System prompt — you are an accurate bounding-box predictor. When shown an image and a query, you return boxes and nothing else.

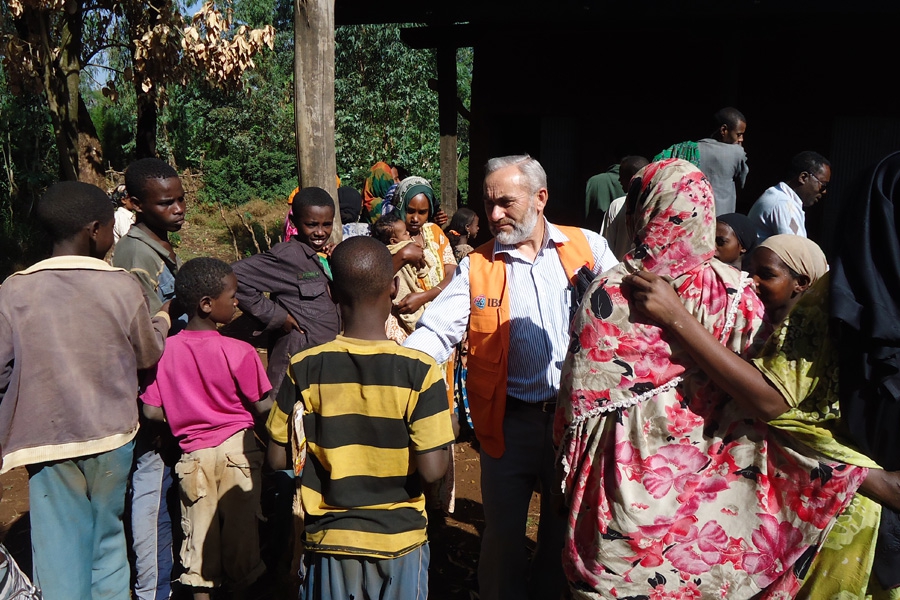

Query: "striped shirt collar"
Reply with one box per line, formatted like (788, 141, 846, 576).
(491, 218, 569, 260)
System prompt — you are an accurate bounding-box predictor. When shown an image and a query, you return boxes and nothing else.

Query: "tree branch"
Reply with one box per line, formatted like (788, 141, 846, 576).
(82, 42, 130, 64)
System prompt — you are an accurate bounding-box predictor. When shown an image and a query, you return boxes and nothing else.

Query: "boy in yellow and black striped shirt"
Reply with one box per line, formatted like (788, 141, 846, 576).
(266, 236, 454, 600)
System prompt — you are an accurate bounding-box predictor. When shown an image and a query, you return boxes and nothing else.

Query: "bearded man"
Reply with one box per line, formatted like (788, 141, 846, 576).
(405, 154, 616, 600)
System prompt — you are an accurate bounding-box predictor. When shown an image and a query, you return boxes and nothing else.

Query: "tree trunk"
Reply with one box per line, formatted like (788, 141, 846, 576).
(294, 0, 340, 241)
(437, 45, 458, 216)
(28, 3, 77, 181)
(26, 0, 104, 183)
(127, 0, 164, 159)
(78, 95, 106, 187)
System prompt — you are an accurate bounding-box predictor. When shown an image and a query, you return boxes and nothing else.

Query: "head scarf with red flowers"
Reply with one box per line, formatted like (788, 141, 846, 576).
(556, 158, 764, 448)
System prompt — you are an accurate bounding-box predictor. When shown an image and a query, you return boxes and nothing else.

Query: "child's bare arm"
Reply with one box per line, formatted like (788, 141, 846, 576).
(142, 403, 166, 422)
(251, 395, 274, 419)
(625, 270, 789, 421)
(267, 440, 290, 471)
(415, 446, 450, 483)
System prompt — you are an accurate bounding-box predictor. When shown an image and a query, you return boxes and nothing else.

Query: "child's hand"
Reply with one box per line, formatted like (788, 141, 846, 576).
(396, 243, 425, 269)
(433, 209, 449, 227)
(321, 242, 336, 258)
(396, 291, 428, 314)
(282, 313, 305, 334)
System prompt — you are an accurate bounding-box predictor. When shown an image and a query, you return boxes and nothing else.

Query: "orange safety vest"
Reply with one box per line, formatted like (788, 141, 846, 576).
(466, 225, 595, 458)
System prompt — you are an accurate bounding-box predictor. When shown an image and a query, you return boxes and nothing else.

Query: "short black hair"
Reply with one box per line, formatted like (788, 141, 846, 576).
(391, 164, 410, 181)
(36, 181, 115, 241)
(124, 158, 179, 203)
(330, 236, 394, 305)
(789, 151, 831, 179)
(175, 257, 233, 318)
(713, 107, 746, 131)
(444, 207, 477, 247)
(372, 214, 403, 245)
(289, 187, 335, 227)
(620, 156, 650, 186)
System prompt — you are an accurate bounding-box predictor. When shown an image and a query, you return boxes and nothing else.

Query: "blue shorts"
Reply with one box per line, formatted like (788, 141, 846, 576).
(301, 543, 429, 600)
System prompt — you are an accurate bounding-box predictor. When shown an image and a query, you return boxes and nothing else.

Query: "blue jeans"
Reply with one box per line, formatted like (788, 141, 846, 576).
(302, 544, 429, 600)
(27, 440, 135, 600)
(130, 438, 174, 600)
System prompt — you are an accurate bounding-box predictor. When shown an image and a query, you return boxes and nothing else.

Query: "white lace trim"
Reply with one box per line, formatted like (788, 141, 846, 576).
(719, 275, 751, 344)
(558, 376, 683, 492)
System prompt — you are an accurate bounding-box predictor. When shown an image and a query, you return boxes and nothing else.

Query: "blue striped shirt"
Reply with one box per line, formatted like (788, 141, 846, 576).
(404, 221, 617, 402)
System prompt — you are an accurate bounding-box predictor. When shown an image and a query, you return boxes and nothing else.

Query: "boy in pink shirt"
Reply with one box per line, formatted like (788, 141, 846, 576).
(142, 257, 272, 600)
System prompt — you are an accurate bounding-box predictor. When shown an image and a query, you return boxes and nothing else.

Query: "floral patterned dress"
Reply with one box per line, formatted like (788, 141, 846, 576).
(555, 159, 866, 599)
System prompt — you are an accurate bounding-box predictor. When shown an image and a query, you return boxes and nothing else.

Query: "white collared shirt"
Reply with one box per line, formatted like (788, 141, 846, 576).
(747, 181, 807, 241)
(404, 220, 616, 402)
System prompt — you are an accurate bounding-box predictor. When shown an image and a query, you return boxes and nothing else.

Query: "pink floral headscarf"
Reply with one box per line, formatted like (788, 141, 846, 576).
(556, 158, 757, 447)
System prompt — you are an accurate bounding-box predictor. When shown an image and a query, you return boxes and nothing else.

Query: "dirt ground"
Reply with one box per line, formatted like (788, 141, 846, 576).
(0, 442, 542, 599)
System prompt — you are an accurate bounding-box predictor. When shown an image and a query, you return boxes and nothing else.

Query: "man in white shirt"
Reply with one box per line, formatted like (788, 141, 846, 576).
(748, 151, 832, 241)
(405, 155, 616, 600)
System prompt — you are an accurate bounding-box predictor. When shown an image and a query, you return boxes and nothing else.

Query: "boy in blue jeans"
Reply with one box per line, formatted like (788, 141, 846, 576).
(114, 157, 187, 600)
(266, 236, 454, 599)
(0, 182, 170, 600)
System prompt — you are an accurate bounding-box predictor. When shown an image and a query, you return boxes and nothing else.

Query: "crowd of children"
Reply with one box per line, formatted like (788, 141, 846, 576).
(0, 158, 464, 600)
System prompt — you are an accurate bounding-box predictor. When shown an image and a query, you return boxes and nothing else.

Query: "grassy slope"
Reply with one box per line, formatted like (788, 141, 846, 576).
(177, 198, 290, 263)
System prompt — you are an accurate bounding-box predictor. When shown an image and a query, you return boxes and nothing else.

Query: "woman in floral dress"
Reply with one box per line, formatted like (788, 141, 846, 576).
(555, 159, 866, 598)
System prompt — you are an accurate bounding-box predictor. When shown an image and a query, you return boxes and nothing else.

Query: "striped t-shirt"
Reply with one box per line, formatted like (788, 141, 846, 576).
(267, 335, 454, 559)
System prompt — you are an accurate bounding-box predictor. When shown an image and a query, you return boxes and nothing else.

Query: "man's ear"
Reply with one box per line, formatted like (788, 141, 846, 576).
(129, 195, 144, 213)
(719, 124, 729, 140)
(390, 275, 399, 301)
(198, 295, 213, 316)
(534, 187, 549, 213)
(87, 220, 102, 240)
(794, 274, 811, 295)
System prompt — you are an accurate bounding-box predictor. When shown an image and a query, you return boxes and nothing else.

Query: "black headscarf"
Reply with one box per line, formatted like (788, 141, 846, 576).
(338, 186, 363, 225)
(830, 151, 900, 465)
(717, 212, 759, 253)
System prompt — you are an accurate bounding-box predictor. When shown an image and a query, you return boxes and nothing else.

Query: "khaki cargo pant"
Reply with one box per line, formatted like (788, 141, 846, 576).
(174, 429, 266, 590)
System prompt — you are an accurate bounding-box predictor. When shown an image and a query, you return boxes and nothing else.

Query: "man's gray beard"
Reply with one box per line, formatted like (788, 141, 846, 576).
(493, 204, 539, 245)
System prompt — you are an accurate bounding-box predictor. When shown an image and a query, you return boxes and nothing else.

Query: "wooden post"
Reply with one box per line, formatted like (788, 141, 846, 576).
(437, 45, 458, 216)
(294, 0, 341, 241)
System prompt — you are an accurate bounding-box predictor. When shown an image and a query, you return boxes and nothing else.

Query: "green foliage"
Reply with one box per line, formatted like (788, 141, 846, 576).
(456, 46, 473, 202)
(87, 87, 137, 171)
(334, 26, 473, 205)
(0, 67, 56, 278)
(166, 0, 297, 206)
(334, 24, 441, 195)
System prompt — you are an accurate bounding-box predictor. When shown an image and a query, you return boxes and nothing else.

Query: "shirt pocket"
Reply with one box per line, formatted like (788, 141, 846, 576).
(157, 267, 176, 302)
(297, 278, 333, 318)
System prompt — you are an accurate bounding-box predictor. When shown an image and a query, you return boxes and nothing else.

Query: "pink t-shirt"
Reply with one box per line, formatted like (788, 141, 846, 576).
(142, 329, 272, 453)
